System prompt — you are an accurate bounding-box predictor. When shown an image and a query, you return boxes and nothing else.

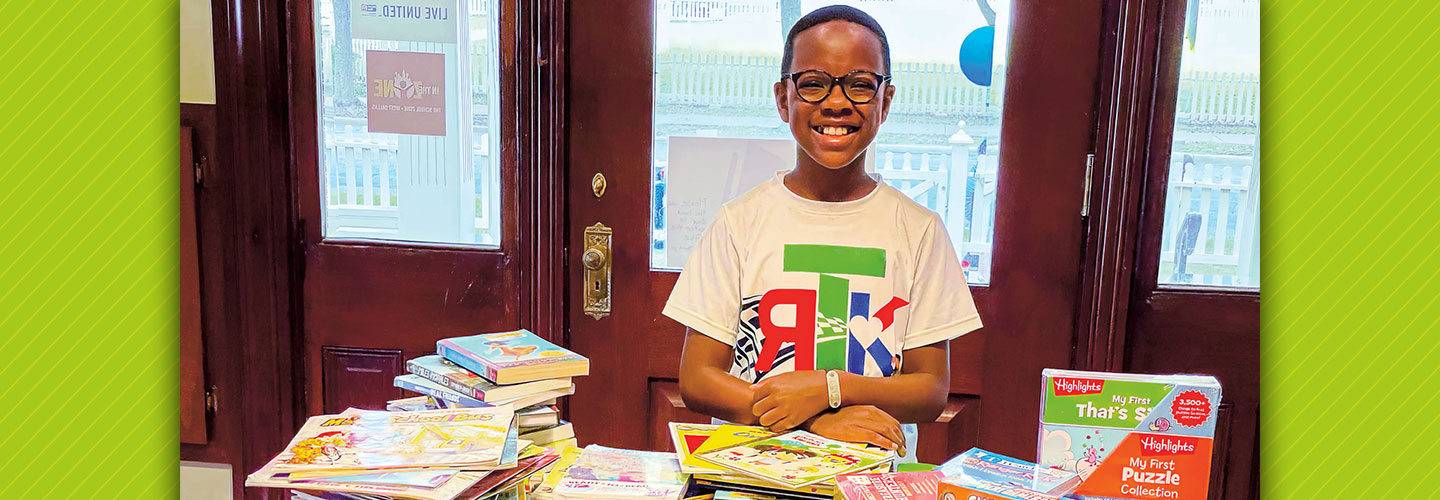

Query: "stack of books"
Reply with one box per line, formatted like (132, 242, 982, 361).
(397, 329, 589, 451)
(246, 329, 589, 500)
(245, 406, 568, 500)
(668, 423, 897, 500)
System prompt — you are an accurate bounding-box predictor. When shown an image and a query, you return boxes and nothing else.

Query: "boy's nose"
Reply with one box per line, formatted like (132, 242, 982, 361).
(820, 91, 855, 115)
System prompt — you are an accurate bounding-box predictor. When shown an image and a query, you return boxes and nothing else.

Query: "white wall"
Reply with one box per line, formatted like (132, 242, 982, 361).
(181, 0, 216, 103)
(180, 461, 232, 500)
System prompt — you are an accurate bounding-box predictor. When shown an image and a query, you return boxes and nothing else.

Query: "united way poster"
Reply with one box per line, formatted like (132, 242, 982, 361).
(366, 50, 445, 136)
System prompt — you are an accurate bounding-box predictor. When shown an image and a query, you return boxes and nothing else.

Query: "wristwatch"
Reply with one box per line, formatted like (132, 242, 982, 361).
(826, 370, 842, 408)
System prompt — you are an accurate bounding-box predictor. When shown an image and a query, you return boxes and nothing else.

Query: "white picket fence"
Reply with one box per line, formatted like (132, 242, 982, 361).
(659, 0, 776, 21)
(1159, 159, 1255, 286)
(322, 117, 494, 238)
(872, 144, 996, 281)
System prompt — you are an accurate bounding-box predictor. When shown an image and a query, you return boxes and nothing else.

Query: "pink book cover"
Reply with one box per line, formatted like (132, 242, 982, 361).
(835, 471, 945, 500)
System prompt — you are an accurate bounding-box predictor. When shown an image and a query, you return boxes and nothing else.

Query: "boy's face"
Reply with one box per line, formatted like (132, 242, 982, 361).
(774, 20, 895, 171)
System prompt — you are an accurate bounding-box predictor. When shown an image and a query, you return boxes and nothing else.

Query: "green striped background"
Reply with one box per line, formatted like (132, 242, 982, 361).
(0, 0, 179, 498)
(0, 0, 1436, 498)
(1261, 0, 1440, 497)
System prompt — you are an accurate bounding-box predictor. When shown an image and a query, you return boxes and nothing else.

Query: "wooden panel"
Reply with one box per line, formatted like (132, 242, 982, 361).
(1207, 402, 1233, 500)
(916, 396, 978, 465)
(180, 126, 208, 445)
(322, 347, 405, 413)
(179, 102, 247, 500)
(647, 380, 711, 452)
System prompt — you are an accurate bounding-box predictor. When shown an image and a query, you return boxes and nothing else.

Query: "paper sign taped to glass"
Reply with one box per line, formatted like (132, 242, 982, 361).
(350, 0, 458, 44)
(366, 50, 446, 136)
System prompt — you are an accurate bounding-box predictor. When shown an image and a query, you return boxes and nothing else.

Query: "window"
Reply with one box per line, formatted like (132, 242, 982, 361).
(650, 0, 1011, 285)
(1156, 0, 1259, 288)
(314, 0, 502, 246)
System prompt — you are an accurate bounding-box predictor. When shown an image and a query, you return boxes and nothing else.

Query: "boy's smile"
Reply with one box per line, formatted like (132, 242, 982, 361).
(775, 20, 894, 174)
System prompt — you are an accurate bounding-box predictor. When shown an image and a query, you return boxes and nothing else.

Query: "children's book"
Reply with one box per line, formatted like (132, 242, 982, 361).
(519, 405, 562, 428)
(937, 448, 1079, 496)
(936, 477, 1064, 500)
(459, 452, 565, 500)
(696, 430, 895, 489)
(398, 374, 577, 411)
(251, 468, 490, 500)
(714, 491, 781, 500)
(291, 468, 463, 488)
(681, 425, 774, 474)
(834, 470, 944, 500)
(410, 354, 575, 401)
(521, 421, 575, 445)
(262, 407, 518, 473)
(385, 395, 440, 412)
(438, 329, 590, 384)
(692, 476, 832, 500)
(552, 445, 688, 500)
(1038, 369, 1222, 500)
(395, 374, 493, 407)
(667, 422, 723, 474)
(531, 444, 587, 500)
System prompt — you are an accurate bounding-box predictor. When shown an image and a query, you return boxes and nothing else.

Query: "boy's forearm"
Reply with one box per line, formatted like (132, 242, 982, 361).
(834, 371, 947, 423)
(680, 365, 760, 425)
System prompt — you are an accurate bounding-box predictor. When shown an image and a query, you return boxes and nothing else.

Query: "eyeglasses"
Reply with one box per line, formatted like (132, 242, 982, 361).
(780, 69, 892, 104)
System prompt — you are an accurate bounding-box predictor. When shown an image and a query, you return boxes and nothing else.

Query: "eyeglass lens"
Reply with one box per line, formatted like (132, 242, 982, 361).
(794, 71, 882, 103)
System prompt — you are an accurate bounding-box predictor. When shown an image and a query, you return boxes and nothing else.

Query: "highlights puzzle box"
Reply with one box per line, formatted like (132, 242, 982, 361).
(1038, 369, 1222, 500)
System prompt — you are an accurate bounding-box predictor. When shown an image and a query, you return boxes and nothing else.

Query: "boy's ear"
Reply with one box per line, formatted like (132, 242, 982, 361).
(774, 81, 791, 123)
(879, 85, 896, 123)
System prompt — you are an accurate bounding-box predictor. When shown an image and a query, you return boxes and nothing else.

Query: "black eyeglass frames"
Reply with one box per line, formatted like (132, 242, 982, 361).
(780, 69, 893, 104)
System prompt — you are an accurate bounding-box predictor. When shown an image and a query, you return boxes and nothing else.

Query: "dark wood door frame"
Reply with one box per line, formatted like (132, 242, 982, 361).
(1079, 0, 1260, 498)
(205, 0, 569, 497)
(1076, 0, 1169, 368)
(207, 0, 302, 498)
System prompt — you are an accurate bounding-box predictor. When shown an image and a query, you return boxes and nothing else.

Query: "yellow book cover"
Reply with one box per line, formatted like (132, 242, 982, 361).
(531, 443, 586, 500)
(264, 407, 518, 473)
(669, 422, 722, 474)
(681, 425, 775, 474)
(697, 430, 895, 488)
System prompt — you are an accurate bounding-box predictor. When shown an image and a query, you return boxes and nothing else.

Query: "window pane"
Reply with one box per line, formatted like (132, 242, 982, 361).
(1157, 0, 1259, 288)
(315, 0, 501, 246)
(652, 0, 1009, 286)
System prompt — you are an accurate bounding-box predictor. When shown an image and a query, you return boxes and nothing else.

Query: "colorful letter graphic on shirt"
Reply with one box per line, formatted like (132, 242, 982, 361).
(747, 244, 910, 379)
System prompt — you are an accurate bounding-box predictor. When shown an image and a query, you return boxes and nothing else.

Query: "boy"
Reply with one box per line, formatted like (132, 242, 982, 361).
(662, 6, 982, 456)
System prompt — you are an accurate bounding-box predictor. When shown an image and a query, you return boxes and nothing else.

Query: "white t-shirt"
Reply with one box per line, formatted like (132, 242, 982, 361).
(663, 169, 982, 382)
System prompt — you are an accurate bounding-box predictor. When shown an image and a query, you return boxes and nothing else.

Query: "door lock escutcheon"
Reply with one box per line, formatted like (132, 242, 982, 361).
(582, 222, 612, 320)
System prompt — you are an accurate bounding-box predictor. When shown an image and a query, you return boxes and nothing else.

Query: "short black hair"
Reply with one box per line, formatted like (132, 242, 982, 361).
(780, 5, 891, 76)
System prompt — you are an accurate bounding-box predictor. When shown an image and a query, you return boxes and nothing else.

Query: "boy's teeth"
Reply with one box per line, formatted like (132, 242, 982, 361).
(818, 126, 852, 136)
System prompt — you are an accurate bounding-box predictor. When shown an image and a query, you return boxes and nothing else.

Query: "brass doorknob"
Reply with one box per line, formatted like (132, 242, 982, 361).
(582, 247, 607, 271)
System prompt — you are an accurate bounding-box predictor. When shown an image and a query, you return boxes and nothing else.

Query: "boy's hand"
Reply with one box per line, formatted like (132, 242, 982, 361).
(750, 370, 830, 431)
(803, 405, 906, 453)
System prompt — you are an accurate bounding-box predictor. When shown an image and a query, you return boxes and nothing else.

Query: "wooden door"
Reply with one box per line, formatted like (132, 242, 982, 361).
(565, 0, 1105, 463)
(286, 0, 566, 417)
(1080, 0, 1260, 498)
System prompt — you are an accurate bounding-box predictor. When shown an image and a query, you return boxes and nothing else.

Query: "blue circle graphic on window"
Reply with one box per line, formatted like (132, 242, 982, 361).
(958, 26, 995, 87)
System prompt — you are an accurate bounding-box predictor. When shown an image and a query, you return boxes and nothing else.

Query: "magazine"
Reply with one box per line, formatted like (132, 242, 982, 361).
(265, 407, 518, 472)
(552, 445, 687, 500)
(696, 430, 895, 488)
